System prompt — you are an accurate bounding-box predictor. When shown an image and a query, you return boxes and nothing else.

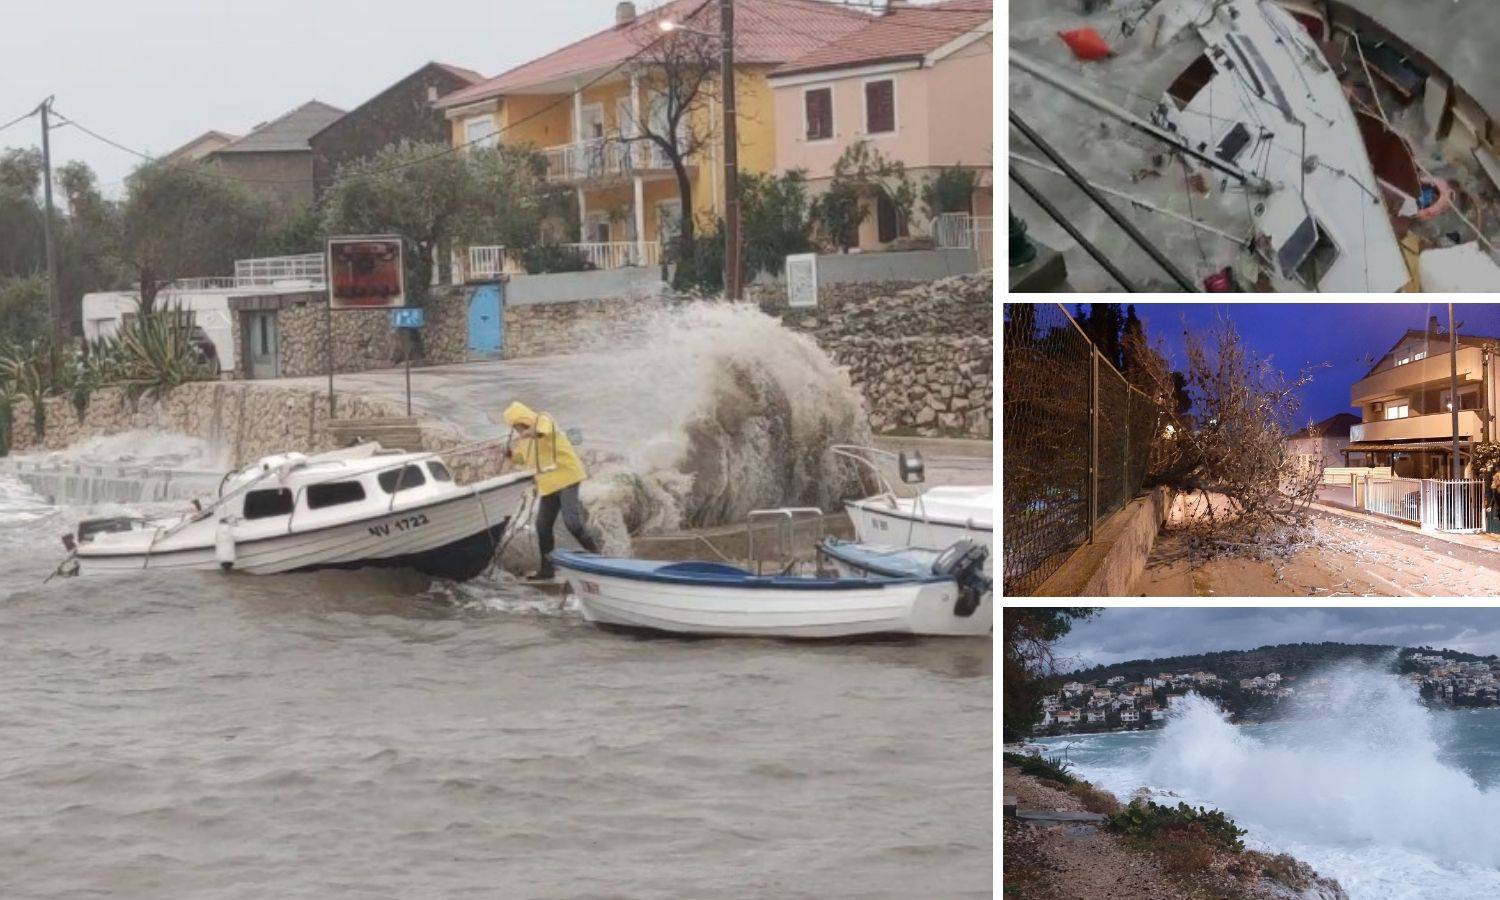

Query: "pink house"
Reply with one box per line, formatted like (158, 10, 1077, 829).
(767, 0, 993, 253)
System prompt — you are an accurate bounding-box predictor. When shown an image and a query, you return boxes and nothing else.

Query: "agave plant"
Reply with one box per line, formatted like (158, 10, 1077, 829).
(113, 305, 211, 398)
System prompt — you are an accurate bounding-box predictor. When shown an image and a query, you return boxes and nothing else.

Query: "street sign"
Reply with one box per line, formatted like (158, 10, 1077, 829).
(390, 308, 425, 329)
(327, 235, 405, 310)
(785, 253, 818, 308)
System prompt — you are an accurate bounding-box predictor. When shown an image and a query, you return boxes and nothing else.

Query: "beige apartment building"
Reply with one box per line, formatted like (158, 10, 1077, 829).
(1345, 317, 1500, 477)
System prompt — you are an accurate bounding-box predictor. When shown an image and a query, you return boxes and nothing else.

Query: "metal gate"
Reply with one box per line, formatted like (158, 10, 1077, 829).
(1421, 479, 1485, 534)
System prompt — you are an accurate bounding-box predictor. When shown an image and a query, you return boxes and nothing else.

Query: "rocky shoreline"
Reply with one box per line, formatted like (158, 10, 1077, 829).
(1004, 765, 1346, 900)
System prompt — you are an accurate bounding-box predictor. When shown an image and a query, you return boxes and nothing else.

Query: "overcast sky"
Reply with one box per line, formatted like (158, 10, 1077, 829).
(0, 0, 660, 194)
(1050, 608, 1500, 671)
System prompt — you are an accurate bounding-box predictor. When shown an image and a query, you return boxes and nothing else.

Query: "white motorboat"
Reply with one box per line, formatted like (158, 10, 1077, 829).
(551, 540, 991, 639)
(834, 446, 993, 570)
(60, 443, 534, 580)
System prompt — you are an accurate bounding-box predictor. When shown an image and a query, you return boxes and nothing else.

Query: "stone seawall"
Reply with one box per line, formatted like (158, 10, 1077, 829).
(780, 272, 993, 438)
(8, 383, 408, 468)
(503, 295, 689, 359)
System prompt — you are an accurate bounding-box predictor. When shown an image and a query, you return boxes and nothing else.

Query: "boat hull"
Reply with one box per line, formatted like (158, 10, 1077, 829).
(74, 475, 530, 581)
(556, 562, 991, 639)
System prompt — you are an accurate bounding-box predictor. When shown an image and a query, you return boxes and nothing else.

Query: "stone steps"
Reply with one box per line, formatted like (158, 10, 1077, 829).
(326, 416, 426, 452)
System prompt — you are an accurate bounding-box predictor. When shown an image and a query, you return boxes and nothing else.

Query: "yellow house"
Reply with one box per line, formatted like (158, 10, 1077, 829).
(435, 0, 872, 271)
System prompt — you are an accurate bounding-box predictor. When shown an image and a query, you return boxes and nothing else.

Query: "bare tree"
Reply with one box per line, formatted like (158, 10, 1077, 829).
(619, 13, 721, 259)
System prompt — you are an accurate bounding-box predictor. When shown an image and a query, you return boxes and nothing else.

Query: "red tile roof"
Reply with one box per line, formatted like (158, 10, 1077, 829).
(437, 0, 873, 108)
(772, 0, 992, 78)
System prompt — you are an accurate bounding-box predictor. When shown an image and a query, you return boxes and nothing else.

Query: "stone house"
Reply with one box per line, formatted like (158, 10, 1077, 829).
(207, 100, 346, 212)
(309, 62, 484, 197)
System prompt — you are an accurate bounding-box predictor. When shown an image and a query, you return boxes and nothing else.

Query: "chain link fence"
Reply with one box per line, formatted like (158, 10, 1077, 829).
(1002, 303, 1161, 596)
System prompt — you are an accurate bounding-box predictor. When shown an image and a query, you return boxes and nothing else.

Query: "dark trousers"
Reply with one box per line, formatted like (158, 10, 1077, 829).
(537, 483, 599, 572)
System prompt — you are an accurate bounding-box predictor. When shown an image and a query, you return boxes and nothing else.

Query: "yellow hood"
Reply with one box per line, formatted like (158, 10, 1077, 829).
(503, 401, 553, 435)
(503, 401, 583, 495)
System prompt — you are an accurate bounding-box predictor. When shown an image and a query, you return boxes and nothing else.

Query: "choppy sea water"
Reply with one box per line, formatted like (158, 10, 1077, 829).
(0, 478, 992, 898)
(1035, 667, 1500, 900)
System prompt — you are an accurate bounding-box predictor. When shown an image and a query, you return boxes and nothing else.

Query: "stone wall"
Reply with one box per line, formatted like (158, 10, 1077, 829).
(232, 286, 470, 379)
(779, 271, 993, 438)
(503, 295, 688, 359)
(8, 382, 407, 468)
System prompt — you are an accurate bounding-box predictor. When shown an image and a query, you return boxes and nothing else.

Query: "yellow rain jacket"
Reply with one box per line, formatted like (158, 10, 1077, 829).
(502, 402, 586, 497)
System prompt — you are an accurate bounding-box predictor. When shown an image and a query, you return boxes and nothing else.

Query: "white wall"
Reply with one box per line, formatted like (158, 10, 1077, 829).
(83, 290, 240, 373)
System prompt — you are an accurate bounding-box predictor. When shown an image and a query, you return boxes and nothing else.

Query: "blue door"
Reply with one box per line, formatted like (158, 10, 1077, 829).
(467, 283, 502, 358)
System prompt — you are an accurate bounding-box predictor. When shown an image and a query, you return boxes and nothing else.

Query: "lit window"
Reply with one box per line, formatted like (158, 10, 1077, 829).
(1385, 404, 1409, 420)
(1395, 356, 1410, 366)
(1412, 351, 1427, 361)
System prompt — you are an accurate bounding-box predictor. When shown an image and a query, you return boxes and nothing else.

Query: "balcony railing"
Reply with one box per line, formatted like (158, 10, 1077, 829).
(564, 241, 660, 270)
(468, 246, 510, 280)
(1348, 410, 1483, 443)
(1351, 346, 1483, 403)
(541, 138, 678, 184)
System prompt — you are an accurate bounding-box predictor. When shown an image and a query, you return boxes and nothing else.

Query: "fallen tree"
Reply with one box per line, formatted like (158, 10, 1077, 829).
(1125, 316, 1326, 562)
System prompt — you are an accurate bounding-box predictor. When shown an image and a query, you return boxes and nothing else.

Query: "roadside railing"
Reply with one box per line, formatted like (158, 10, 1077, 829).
(234, 253, 325, 286)
(563, 241, 660, 270)
(1003, 303, 1159, 596)
(935, 212, 994, 267)
(1356, 475, 1485, 533)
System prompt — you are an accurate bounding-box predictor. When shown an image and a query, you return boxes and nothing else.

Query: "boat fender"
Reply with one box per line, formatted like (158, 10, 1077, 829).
(215, 519, 236, 571)
(931, 539, 989, 617)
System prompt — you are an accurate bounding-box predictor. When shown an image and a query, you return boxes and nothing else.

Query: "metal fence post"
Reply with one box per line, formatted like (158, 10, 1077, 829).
(1092, 351, 1099, 538)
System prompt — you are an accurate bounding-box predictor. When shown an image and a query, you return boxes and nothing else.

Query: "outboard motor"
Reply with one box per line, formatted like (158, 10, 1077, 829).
(931, 539, 990, 617)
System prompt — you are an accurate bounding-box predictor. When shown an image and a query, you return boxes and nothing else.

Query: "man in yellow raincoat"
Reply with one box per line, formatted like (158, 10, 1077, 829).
(503, 401, 600, 579)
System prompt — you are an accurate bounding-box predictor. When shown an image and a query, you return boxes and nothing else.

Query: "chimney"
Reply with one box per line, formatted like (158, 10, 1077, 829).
(616, 1, 636, 25)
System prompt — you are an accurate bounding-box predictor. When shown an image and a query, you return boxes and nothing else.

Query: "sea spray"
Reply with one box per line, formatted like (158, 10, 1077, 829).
(1150, 663, 1500, 867)
(500, 301, 872, 567)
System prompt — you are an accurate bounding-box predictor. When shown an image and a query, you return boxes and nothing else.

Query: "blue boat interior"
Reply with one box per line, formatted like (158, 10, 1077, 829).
(549, 549, 945, 589)
(818, 539, 939, 579)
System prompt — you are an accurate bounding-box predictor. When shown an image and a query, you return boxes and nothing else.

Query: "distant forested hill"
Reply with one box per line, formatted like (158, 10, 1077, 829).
(1066, 642, 1411, 682)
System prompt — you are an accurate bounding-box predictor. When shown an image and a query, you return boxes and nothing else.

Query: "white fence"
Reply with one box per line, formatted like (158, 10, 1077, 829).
(468, 245, 510, 280)
(1420, 479, 1486, 534)
(1360, 476, 1422, 523)
(933, 212, 993, 267)
(541, 139, 675, 183)
(565, 241, 660, 270)
(1359, 475, 1485, 533)
(234, 253, 325, 286)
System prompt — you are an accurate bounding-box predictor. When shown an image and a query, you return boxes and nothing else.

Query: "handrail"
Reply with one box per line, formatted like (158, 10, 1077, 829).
(745, 507, 824, 576)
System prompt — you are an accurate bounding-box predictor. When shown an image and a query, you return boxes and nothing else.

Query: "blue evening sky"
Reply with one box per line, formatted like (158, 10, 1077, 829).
(1088, 302, 1500, 424)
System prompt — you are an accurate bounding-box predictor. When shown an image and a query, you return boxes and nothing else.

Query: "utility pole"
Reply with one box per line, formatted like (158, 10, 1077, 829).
(1450, 302, 1461, 480)
(719, 0, 742, 301)
(38, 96, 62, 338)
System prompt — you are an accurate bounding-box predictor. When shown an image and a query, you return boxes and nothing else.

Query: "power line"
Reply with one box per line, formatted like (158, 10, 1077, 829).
(0, 106, 39, 138)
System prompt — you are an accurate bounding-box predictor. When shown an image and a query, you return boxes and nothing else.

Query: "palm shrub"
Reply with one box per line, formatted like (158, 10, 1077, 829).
(113, 309, 208, 397)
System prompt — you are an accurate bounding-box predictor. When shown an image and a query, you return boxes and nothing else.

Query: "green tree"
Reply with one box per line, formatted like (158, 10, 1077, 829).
(738, 169, 815, 278)
(0, 275, 49, 346)
(322, 141, 476, 305)
(118, 161, 269, 313)
(815, 140, 915, 252)
(920, 165, 981, 220)
(1003, 607, 1097, 741)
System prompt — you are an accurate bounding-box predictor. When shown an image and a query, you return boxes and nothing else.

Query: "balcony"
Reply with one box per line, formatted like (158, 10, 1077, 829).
(460, 241, 660, 278)
(565, 241, 660, 270)
(540, 138, 678, 185)
(1350, 347, 1484, 403)
(1348, 410, 1483, 442)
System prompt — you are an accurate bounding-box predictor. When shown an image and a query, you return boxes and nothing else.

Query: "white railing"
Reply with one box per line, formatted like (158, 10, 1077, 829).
(1361, 475, 1423, 522)
(163, 276, 239, 290)
(561, 241, 660, 270)
(1421, 479, 1485, 534)
(541, 138, 678, 183)
(468, 245, 509, 279)
(234, 253, 326, 287)
(934, 212, 994, 267)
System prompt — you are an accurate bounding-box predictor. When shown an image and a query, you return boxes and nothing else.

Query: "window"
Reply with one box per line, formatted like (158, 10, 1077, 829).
(244, 488, 294, 520)
(864, 79, 895, 134)
(377, 464, 427, 493)
(1385, 404, 1409, 420)
(1167, 54, 1216, 111)
(463, 114, 496, 150)
(804, 87, 833, 141)
(428, 461, 454, 482)
(306, 481, 367, 509)
(1412, 351, 1427, 361)
(1395, 356, 1411, 366)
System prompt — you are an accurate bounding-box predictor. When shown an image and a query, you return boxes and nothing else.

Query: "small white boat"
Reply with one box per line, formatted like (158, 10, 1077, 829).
(834, 446, 993, 570)
(551, 540, 991, 639)
(61, 443, 533, 580)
